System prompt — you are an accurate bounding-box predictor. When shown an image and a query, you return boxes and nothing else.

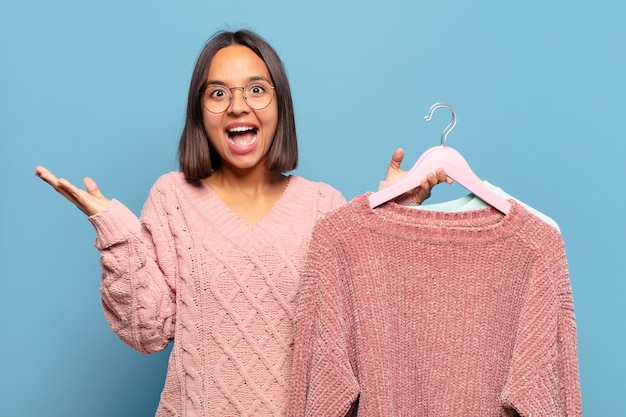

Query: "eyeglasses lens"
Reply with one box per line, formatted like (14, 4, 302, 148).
(203, 81, 274, 113)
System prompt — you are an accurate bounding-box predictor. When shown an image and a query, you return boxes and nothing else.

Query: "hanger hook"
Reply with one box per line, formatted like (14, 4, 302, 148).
(424, 102, 457, 146)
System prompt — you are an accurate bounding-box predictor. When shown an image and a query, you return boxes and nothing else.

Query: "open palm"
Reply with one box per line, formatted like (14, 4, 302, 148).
(35, 166, 111, 216)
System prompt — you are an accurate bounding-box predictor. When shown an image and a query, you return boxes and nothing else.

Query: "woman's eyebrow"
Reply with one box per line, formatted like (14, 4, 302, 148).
(205, 75, 271, 85)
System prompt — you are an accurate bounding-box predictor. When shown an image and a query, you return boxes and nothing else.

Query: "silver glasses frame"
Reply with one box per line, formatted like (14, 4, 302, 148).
(201, 80, 275, 114)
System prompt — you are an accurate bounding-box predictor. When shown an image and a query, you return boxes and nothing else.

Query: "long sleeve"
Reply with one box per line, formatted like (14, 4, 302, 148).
(89, 187, 177, 354)
(501, 232, 582, 416)
(289, 222, 359, 417)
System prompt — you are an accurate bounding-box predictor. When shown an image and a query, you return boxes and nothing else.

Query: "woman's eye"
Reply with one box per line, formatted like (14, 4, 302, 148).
(249, 85, 264, 95)
(208, 86, 227, 99)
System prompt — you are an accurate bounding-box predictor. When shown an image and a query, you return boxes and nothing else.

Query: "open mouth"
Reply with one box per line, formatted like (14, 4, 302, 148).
(227, 126, 258, 147)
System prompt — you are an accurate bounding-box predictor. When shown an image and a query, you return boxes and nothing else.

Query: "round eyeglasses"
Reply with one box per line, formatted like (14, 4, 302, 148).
(201, 80, 275, 114)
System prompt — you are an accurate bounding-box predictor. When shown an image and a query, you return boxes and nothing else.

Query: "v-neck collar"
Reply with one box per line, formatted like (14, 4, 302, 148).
(174, 173, 303, 248)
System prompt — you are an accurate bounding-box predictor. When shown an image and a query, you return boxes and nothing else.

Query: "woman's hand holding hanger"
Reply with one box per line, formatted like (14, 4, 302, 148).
(384, 147, 453, 205)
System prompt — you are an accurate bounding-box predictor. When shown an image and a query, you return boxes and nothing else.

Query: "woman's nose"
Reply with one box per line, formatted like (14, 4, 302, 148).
(227, 87, 249, 114)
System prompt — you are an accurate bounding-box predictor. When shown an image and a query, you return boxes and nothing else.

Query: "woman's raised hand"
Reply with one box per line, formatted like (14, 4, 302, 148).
(384, 148, 453, 205)
(35, 166, 111, 216)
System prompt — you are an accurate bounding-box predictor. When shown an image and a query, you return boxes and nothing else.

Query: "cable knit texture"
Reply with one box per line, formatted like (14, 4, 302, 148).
(289, 195, 582, 417)
(88, 172, 346, 417)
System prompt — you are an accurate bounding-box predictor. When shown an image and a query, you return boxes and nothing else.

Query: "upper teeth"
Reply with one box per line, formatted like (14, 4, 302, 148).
(228, 126, 254, 133)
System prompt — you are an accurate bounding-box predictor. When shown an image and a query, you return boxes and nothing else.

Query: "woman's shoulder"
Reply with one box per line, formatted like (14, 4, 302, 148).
(149, 171, 196, 190)
(145, 171, 206, 201)
(153, 171, 186, 184)
(287, 175, 346, 211)
(288, 175, 341, 195)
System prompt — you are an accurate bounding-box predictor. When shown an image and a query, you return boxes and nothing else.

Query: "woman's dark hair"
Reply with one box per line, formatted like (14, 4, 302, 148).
(178, 29, 298, 183)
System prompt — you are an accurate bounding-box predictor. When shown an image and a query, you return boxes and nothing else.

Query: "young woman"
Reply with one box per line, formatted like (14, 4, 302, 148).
(35, 29, 449, 416)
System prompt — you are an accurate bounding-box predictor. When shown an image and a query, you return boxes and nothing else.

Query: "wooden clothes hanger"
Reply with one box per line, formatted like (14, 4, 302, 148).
(368, 103, 511, 214)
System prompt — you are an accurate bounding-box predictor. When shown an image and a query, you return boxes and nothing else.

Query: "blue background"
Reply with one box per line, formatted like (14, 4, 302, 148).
(2, 1, 624, 415)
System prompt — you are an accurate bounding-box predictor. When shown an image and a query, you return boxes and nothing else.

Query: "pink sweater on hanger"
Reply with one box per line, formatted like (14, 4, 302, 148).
(289, 195, 582, 417)
(88, 172, 346, 417)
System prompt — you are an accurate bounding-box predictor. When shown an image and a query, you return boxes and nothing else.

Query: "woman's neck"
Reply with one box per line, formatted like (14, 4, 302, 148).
(204, 166, 286, 193)
(202, 167, 290, 225)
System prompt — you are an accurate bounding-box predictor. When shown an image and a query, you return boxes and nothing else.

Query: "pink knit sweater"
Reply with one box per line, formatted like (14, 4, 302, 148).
(289, 195, 582, 417)
(88, 172, 346, 416)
